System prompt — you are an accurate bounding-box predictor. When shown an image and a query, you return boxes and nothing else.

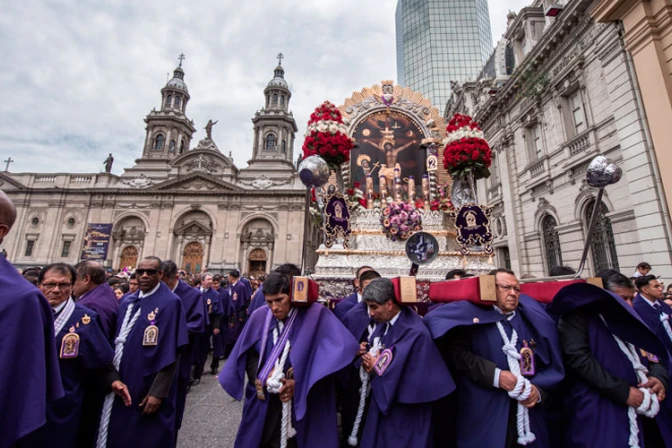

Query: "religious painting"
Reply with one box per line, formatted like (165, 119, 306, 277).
(351, 110, 427, 197)
(323, 192, 351, 248)
(81, 223, 113, 262)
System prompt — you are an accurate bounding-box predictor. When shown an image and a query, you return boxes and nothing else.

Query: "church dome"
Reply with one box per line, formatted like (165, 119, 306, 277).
(166, 66, 188, 93)
(267, 65, 288, 89)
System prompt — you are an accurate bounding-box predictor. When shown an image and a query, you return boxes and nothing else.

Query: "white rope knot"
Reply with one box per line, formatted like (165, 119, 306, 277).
(496, 322, 536, 446)
(114, 337, 126, 345)
(266, 327, 296, 448)
(348, 339, 382, 446)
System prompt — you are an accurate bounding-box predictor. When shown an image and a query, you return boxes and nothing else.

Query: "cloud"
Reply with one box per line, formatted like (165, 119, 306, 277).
(1, 0, 530, 175)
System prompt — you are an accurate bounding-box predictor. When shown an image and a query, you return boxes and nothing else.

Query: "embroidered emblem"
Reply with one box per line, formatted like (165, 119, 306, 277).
(255, 379, 266, 400)
(520, 341, 535, 376)
(81, 314, 91, 325)
(143, 325, 159, 346)
(373, 347, 394, 376)
(60, 328, 80, 359)
(233, 292, 238, 302)
(147, 310, 156, 321)
(472, 317, 480, 323)
(641, 349, 660, 363)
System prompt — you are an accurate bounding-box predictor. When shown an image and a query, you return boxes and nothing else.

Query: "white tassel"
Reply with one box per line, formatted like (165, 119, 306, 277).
(266, 327, 296, 448)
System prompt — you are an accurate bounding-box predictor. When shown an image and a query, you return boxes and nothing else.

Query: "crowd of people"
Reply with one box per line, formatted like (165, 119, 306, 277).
(2, 184, 672, 448)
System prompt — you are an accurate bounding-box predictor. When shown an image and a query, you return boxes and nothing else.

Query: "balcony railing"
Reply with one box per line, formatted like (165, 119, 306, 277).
(530, 160, 545, 177)
(34, 176, 56, 183)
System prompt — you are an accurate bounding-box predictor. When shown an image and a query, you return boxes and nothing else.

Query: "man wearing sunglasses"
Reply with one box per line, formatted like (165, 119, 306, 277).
(97, 256, 188, 448)
(425, 268, 564, 448)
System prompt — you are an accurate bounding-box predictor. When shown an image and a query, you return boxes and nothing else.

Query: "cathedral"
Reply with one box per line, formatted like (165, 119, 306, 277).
(0, 58, 311, 276)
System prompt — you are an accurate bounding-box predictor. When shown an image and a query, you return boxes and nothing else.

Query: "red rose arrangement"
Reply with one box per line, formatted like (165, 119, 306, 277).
(302, 101, 354, 170)
(443, 113, 492, 180)
(347, 182, 367, 210)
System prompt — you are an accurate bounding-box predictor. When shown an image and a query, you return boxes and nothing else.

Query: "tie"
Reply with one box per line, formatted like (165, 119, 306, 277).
(654, 302, 662, 313)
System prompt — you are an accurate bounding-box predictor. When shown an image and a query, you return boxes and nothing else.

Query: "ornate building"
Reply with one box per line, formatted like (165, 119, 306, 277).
(0, 57, 309, 276)
(446, 0, 672, 280)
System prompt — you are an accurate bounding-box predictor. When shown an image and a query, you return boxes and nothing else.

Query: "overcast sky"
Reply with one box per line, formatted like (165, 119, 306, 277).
(1, 0, 529, 176)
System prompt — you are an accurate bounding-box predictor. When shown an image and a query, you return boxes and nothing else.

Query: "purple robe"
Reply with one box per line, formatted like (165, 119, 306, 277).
(106, 282, 188, 448)
(548, 283, 672, 447)
(0, 255, 63, 448)
(241, 276, 253, 296)
(633, 294, 672, 357)
(248, 288, 266, 314)
(360, 308, 455, 448)
(22, 305, 114, 448)
(172, 280, 206, 430)
(424, 295, 564, 448)
(219, 303, 359, 448)
(76, 283, 119, 340)
(226, 281, 251, 345)
(333, 292, 358, 321)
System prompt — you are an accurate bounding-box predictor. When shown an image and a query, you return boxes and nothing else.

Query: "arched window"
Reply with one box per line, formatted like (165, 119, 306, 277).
(280, 95, 285, 106)
(174, 96, 181, 108)
(265, 134, 276, 150)
(166, 95, 172, 107)
(179, 139, 185, 154)
(586, 200, 619, 273)
(169, 140, 176, 152)
(542, 215, 562, 273)
(281, 140, 286, 153)
(154, 134, 165, 150)
(273, 94, 278, 105)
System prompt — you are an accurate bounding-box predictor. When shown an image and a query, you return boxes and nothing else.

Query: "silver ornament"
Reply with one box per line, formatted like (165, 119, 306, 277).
(605, 163, 622, 185)
(298, 155, 330, 188)
(586, 156, 615, 188)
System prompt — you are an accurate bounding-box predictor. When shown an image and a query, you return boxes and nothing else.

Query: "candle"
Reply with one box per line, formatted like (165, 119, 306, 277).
(407, 176, 415, 204)
(394, 166, 402, 202)
(422, 175, 430, 210)
(379, 174, 388, 207)
(366, 174, 374, 209)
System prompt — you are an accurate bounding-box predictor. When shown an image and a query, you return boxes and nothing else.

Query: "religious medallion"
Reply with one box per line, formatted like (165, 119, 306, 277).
(81, 314, 91, 325)
(520, 341, 535, 376)
(143, 310, 159, 347)
(255, 379, 266, 401)
(449, 204, 494, 256)
(60, 327, 80, 359)
(373, 347, 394, 376)
(207, 298, 212, 314)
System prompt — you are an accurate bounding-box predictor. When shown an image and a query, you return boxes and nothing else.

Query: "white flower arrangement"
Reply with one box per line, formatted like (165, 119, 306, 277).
(442, 127, 485, 146)
(304, 120, 348, 137)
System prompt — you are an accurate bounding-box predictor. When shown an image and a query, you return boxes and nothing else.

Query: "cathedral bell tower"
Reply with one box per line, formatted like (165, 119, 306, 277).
(248, 54, 298, 167)
(141, 54, 197, 160)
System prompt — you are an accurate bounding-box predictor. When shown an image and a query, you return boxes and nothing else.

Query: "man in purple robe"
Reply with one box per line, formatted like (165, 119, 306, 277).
(249, 264, 300, 316)
(225, 269, 252, 352)
(549, 282, 672, 447)
(194, 273, 225, 377)
(74, 261, 119, 340)
(424, 269, 565, 448)
(0, 191, 64, 448)
(634, 275, 672, 356)
(355, 278, 454, 448)
(219, 272, 359, 448)
(333, 265, 373, 321)
(161, 259, 206, 433)
(339, 269, 381, 447)
(20, 263, 131, 448)
(96, 256, 188, 448)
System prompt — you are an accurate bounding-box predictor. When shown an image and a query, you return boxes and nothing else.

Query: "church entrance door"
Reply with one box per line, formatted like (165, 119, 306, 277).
(119, 246, 138, 270)
(182, 242, 204, 274)
(248, 248, 267, 277)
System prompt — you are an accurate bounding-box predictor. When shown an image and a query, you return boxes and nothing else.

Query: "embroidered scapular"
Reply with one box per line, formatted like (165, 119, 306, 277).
(60, 326, 80, 358)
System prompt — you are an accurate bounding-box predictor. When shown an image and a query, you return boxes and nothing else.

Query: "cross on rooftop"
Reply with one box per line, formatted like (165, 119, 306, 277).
(178, 53, 186, 67)
(277, 53, 284, 66)
(3, 157, 13, 172)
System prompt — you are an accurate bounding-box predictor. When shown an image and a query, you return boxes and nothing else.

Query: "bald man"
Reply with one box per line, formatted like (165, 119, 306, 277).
(0, 190, 64, 448)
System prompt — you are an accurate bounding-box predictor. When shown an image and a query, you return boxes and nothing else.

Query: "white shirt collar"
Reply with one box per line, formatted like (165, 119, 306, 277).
(53, 297, 71, 314)
(357, 292, 363, 303)
(388, 309, 401, 327)
(493, 305, 516, 320)
(139, 282, 161, 299)
(639, 293, 660, 309)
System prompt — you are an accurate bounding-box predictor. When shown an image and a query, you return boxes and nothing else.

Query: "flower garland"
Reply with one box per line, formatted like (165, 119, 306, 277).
(347, 182, 367, 211)
(381, 202, 422, 242)
(443, 113, 492, 180)
(302, 101, 354, 169)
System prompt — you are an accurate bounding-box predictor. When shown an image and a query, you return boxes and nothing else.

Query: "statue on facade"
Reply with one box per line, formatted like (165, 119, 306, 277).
(104, 153, 114, 173)
(205, 119, 218, 140)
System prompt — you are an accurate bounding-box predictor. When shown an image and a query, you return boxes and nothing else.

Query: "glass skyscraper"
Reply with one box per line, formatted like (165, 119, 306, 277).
(396, 0, 493, 114)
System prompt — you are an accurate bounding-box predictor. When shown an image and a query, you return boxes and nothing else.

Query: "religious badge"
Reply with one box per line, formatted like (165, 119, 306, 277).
(233, 292, 238, 302)
(143, 310, 159, 347)
(640, 349, 659, 363)
(323, 189, 352, 248)
(292, 276, 309, 304)
(373, 347, 394, 376)
(60, 327, 80, 359)
(520, 341, 535, 377)
(448, 204, 494, 256)
(81, 314, 91, 325)
(207, 298, 213, 314)
(255, 379, 266, 401)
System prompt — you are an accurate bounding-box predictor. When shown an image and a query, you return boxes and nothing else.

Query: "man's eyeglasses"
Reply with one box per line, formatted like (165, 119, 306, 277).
(136, 269, 160, 276)
(496, 283, 521, 294)
(42, 283, 72, 290)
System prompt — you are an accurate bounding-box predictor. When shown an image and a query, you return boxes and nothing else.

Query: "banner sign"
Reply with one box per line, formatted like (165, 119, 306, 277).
(80, 223, 113, 261)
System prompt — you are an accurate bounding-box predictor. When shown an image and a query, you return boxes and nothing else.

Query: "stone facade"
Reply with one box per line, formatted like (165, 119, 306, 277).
(446, 0, 672, 280)
(0, 60, 309, 276)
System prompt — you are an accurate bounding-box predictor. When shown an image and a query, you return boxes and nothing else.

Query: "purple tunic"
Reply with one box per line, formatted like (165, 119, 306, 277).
(633, 294, 672, 357)
(360, 308, 455, 448)
(22, 305, 114, 448)
(172, 280, 206, 430)
(548, 283, 672, 447)
(106, 282, 188, 448)
(333, 293, 358, 321)
(424, 295, 564, 448)
(76, 283, 119, 340)
(226, 281, 251, 345)
(219, 303, 359, 448)
(0, 255, 63, 448)
(248, 288, 266, 314)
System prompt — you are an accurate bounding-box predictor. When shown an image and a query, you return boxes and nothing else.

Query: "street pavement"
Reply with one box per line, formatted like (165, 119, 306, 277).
(177, 356, 243, 448)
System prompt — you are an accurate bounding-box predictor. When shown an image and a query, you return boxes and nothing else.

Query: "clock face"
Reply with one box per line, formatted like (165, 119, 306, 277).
(351, 110, 427, 196)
